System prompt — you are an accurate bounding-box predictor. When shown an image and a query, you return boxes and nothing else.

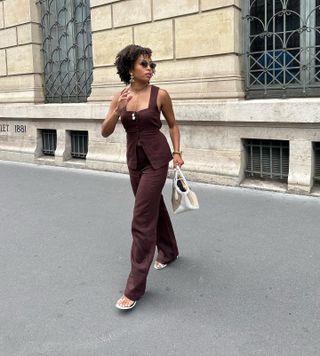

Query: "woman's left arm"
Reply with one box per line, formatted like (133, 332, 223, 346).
(159, 89, 184, 167)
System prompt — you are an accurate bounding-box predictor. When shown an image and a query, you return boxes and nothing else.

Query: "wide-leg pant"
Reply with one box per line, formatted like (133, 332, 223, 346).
(124, 147, 179, 301)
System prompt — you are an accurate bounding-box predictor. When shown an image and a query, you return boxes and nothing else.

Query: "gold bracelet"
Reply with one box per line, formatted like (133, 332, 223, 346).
(172, 151, 182, 156)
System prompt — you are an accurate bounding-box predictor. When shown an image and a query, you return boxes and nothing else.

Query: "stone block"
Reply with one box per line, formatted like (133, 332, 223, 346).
(113, 0, 151, 27)
(158, 76, 244, 99)
(234, 7, 241, 54)
(88, 83, 124, 102)
(4, 0, 37, 27)
(154, 54, 241, 82)
(187, 148, 241, 177)
(7, 44, 42, 75)
(0, 74, 40, 92)
(0, 74, 44, 103)
(30, 0, 41, 24)
(201, 0, 241, 11)
(91, 0, 121, 7)
(288, 140, 313, 192)
(0, 28, 17, 49)
(175, 8, 236, 58)
(134, 20, 173, 60)
(92, 28, 132, 66)
(180, 125, 232, 150)
(32, 44, 43, 74)
(0, 2, 4, 29)
(92, 66, 120, 84)
(0, 49, 6, 76)
(91, 5, 112, 32)
(17, 23, 42, 45)
(154, 0, 198, 20)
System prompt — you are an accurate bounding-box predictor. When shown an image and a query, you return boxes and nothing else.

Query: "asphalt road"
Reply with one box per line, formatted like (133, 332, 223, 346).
(1, 161, 320, 356)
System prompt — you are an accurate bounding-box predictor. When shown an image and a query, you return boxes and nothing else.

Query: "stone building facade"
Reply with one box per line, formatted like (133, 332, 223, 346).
(0, 0, 320, 195)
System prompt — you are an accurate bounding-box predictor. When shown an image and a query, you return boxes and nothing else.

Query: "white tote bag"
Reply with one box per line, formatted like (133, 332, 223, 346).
(171, 166, 199, 214)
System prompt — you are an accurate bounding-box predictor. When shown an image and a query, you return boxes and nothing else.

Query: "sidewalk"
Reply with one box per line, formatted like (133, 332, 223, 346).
(1, 161, 320, 356)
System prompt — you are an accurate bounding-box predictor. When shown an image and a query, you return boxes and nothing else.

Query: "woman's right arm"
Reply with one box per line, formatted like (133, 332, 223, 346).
(101, 88, 131, 137)
(101, 93, 121, 138)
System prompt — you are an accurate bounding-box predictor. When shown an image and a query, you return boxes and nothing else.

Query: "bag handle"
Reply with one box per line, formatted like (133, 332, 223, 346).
(174, 166, 190, 192)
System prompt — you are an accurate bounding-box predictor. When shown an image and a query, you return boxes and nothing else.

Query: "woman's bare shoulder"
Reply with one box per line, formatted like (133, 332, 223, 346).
(158, 88, 171, 101)
(158, 87, 169, 95)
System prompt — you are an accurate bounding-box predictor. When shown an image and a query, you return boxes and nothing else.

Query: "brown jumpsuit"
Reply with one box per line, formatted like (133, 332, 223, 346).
(120, 85, 179, 301)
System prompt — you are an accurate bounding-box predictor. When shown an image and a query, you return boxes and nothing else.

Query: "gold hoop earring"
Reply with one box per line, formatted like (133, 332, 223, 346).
(130, 72, 135, 84)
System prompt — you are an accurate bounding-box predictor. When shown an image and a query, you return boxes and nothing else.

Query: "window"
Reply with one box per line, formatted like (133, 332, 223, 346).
(244, 0, 320, 98)
(244, 139, 289, 181)
(42, 129, 57, 156)
(70, 130, 88, 159)
(314, 142, 320, 184)
(38, 0, 93, 103)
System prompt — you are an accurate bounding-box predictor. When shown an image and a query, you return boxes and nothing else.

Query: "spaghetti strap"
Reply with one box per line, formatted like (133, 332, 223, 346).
(149, 85, 160, 111)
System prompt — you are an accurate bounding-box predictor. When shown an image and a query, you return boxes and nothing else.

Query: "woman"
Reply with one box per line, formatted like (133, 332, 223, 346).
(101, 44, 184, 310)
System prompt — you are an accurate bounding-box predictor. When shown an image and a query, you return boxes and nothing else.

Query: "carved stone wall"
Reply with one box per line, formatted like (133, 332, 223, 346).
(89, 0, 244, 101)
(0, 0, 43, 103)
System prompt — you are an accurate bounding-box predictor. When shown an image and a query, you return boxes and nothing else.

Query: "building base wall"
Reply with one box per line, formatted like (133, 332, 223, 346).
(1, 98, 320, 195)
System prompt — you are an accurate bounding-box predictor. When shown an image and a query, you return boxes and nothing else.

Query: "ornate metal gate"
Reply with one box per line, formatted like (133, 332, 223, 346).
(244, 0, 320, 98)
(37, 0, 93, 103)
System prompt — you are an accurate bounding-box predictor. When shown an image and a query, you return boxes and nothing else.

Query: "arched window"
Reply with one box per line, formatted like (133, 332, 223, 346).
(38, 0, 93, 103)
(244, 0, 320, 98)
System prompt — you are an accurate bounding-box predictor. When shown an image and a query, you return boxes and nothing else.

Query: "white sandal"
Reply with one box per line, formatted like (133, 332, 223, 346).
(153, 261, 167, 270)
(115, 296, 136, 310)
(154, 255, 179, 270)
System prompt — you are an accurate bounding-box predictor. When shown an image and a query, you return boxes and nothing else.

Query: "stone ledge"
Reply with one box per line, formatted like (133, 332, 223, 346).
(311, 186, 320, 196)
(240, 179, 287, 193)
(2, 98, 320, 124)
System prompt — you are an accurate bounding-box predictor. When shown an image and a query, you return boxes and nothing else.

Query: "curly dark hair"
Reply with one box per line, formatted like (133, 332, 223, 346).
(115, 44, 153, 84)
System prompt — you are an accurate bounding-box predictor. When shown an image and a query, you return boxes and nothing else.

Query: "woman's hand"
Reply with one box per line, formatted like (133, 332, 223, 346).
(173, 153, 184, 168)
(116, 87, 133, 114)
(101, 87, 133, 137)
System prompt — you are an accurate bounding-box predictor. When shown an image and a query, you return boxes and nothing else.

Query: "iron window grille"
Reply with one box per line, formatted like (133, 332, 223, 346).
(42, 129, 57, 156)
(70, 130, 88, 159)
(243, 0, 320, 98)
(244, 139, 289, 181)
(37, 0, 93, 103)
(314, 142, 320, 184)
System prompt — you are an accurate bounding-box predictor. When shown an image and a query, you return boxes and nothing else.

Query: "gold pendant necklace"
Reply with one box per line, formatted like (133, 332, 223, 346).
(130, 84, 149, 120)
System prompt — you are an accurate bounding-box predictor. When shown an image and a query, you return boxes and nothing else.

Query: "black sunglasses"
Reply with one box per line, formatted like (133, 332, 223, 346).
(140, 60, 157, 70)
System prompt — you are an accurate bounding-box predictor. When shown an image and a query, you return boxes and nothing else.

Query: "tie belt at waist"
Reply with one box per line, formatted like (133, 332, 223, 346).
(126, 130, 160, 136)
